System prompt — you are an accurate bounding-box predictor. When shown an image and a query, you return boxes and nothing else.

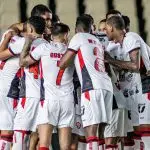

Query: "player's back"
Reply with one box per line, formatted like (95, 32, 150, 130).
(40, 42, 74, 97)
(0, 35, 25, 94)
(20, 38, 47, 98)
(71, 33, 112, 93)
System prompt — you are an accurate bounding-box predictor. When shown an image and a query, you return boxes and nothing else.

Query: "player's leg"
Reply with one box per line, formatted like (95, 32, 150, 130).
(122, 110, 135, 150)
(139, 93, 150, 150)
(58, 127, 72, 150)
(0, 97, 16, 150)
(81, 90, 113, 150)
(38, 124, 53, 150)
(105, 108, 128, 150)
(78, 136, 87, 150)
(12, 97, 39, 150)
(0, 130, 13, 150)
(71, 114, 85, 150)
(29, 131, 39, 150)
(131, 94, 143, 150)
(70, 133, 79, 150)
(58, 93, 75, 150)
(38, 98, 59, 150)
(98, 123, 105, 150)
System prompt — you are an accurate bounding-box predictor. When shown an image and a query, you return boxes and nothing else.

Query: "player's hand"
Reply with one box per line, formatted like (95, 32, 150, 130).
(4, 30, 17, 39)
(146, 70, 150, 76)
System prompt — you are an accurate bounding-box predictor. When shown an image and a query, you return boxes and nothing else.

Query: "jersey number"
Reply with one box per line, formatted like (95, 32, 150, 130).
(56, 61, 65, 86)
(93, 47, 105, 72)
(29, 63, 39, 79)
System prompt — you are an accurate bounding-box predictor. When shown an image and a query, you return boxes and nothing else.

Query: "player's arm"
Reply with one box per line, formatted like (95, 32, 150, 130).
(59, 49, 76, 69)
(19, 38, 35, 67)
(0, 30, 14, 52)
(105, 48, 140, 72)
(0, 49, 14, 60)
(9, 23, 23, 34)
(59, 33, 81, 69)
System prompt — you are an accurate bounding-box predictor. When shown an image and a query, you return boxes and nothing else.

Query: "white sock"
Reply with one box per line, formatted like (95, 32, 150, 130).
(105, 145, 118, 150)
(12, 130, 30, 150)
(99, 139, 105, 150)
(86, 136, 99, 150)
(141, 137, 150, 150)
(117, 142, 122, 150)
(134, 139, 142, 150)
(78, 142, 87, 150)
(99, 144, 105, 150)
(124, 146, 134, 150)
(0, 139, 12, 150)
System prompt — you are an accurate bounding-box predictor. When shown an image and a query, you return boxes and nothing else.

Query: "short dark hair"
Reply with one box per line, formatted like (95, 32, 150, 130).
(76, 16, 92, 32)
(51, 23, 70, 36)
(100, 19, 106, 23)
(28, 16, 46, 34)
(122, 15, 130, 28)
(106, 9, 121, 19)
(82, 14, 94, 24)
(106, 16, 125, 30)
(52, 14, 60, 25)
(31, 4, 52, 17)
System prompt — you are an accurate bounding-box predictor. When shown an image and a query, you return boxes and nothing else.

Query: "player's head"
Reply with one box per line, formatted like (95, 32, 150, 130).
(24, 16, 46, 37)
(106, 16, 125, 41)
(52, 14, 60, 25)
(122, 15, 130, 32)
(75, 16, 92, 33)
(51, 23, 70, 44)
(98, 19, 106, 33)
(106, 9, 122, 19)
(31, 4, 52, 29)
(82, 14, 96, 33)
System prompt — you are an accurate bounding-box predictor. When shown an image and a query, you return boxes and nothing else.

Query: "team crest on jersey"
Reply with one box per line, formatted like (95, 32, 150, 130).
(76, 122, 81, 129)
(126, 73, 133, 82)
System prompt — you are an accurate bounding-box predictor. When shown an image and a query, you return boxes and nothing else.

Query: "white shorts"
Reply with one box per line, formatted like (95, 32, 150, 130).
(0, 93, 18, 130)
(81, 89, 113, 127)
(104, 108, 128, 138)
(37, 93, 75, 128)
(14, 97, 40, 132)
(139, 93, 150, 124)
(125, 92, 142, 126)
(72, 114, 85, 136)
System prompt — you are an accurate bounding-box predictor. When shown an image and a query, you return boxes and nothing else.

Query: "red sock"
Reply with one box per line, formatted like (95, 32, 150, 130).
(39, 147, 49, 150)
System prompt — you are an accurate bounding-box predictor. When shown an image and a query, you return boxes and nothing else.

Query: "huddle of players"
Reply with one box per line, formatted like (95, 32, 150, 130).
(0, 4, 150, 150)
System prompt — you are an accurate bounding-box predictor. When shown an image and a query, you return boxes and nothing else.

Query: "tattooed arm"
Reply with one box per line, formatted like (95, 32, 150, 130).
(105, 48, 140, 72)
(19, 38, 34, 67)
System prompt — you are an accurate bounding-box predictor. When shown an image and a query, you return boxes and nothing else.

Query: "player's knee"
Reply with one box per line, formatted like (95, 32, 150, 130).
(85, 124, 98, 136)
(105, 137, 118, 145)
(60, 143, 70, 150)
(70, 143, 77, 150)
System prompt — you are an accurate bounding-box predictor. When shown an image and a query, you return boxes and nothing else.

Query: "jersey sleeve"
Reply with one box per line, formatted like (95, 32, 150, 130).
(30, 44, 45, 61)
(124, 34, 140, 53)
(68, 33, 82, 53)
(8, 36, 25, 55)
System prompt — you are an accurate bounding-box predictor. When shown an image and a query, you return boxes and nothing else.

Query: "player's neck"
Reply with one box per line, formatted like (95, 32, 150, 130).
(53, 38, 65, 44)
(114, 31, 125, 44)
(33, 33, 42, 38)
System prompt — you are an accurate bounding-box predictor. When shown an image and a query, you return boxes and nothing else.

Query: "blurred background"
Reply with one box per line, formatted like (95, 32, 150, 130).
(0, 0, 150, 43)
